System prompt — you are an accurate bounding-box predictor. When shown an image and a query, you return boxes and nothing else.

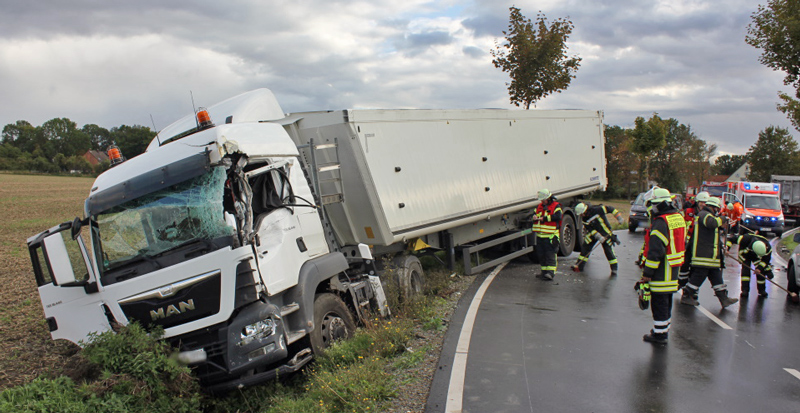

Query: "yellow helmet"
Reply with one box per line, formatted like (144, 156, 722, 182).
(752, 241, 768, 257)
(650, 188, 672, 204)
(537, 189, 552, 201)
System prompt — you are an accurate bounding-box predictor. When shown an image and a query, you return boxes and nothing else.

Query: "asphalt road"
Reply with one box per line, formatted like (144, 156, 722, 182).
(427, 229, 800, 413)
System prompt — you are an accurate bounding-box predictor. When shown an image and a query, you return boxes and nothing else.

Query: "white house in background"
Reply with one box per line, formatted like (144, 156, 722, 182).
(725, 163, 750, 182)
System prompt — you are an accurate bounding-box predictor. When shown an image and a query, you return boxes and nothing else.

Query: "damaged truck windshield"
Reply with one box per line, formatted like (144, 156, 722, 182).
(93, 166, 235, 284)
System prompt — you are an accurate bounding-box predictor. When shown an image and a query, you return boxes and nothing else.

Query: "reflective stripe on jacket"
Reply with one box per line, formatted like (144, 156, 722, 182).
(533, 200, 562, 238)
(644, 209, 686, 293)
(690, 208, 723, 268)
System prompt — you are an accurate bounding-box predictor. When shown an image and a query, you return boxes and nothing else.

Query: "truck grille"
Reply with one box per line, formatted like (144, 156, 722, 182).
(118, 271, 222, 329)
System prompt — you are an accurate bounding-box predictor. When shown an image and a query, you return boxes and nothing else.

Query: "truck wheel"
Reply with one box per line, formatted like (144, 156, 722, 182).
(558, 214, 576, 256)
(628, 221, 636, 233)
(788, 264, 799, 294)
(393, 255, 425, 299)
(309, 293, 356, 355)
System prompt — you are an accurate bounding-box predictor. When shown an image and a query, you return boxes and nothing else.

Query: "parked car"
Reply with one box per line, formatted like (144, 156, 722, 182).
(629, 192, 649, 232)
(787, 233, 800, 295)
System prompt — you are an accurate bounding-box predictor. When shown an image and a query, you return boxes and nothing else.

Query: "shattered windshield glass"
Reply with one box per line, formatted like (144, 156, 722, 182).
(93, 166, 234, 272)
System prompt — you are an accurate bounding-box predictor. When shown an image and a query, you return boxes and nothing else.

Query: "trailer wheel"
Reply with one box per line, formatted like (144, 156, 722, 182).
(309, 293, 356, 355)
(788, 264, 799, 294)
(393, 255, 425, 299)
(558, 214, 576, 257)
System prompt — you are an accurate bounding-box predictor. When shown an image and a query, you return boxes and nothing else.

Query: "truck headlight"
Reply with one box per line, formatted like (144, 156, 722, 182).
(239, 318, 275, 346)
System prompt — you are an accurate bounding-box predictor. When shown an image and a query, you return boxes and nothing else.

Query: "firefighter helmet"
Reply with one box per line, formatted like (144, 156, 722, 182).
(695, 191, 710, 203)
(650, 188, 672, 204)
(706, 197, 721, 209)
(752, 241, 768, 257)
(575, 202, 587, 215)
(538, 189, 552, 201)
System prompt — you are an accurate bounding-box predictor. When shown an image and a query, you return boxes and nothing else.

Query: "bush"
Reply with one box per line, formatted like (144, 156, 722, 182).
(0, 323, 201, 413)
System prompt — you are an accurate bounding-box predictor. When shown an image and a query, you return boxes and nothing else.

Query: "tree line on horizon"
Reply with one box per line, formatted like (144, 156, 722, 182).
(0, 119, 155, 175)
(602, 115, 800, 200)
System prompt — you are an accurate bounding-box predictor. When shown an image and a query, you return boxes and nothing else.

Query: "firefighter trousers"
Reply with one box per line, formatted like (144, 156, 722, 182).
(536, 236, 559, 277)
(741, 259, 766, 293)
(576, 238, 617, 270)
(685, 266, 726, 295)
(650, 292, 673, 338)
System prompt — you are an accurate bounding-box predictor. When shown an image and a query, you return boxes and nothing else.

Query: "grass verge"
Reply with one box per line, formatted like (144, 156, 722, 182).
(0, 257, 472, 413)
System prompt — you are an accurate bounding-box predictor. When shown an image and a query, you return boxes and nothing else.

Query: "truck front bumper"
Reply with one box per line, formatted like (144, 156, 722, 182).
(172, 300, 308, 391)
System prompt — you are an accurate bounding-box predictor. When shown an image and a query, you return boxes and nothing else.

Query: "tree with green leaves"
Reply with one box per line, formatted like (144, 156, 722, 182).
(110, 125, 156, 159)
(491, 7, 581, 109)
(629, 114, 668, 191)
(650, 119, 715, 192)
(41, 118, 91, 158)
(746, 0, 800, 130)
(603, 125, 639, 198)
(713, 154, 748, 175)
(83, 124, 112, 151)
(747, 125, 800, 180)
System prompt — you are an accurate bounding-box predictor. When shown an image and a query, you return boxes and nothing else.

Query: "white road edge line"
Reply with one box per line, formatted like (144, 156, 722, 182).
(445, 261, 508, 413)
(784, 368, 800, 381)
(695, 304, 733, 330)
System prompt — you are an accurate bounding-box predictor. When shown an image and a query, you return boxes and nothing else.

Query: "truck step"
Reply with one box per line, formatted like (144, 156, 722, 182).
(280, 303, 300, 316)
(286, 330, 307, 345)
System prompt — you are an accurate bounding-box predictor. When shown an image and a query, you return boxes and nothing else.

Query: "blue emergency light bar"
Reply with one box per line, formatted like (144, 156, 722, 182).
(741, 183, 780, 192)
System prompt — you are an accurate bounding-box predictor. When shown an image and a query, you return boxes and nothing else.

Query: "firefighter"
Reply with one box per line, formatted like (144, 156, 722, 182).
(571, 202, 624, 276)
(678, 191, 709, 288)
(680, 197, 739, 308)
(734, 233, 773, 298)
(724, 200, 744, 236)
(640, 188, 686, 345)
(532, 188, 562, 280)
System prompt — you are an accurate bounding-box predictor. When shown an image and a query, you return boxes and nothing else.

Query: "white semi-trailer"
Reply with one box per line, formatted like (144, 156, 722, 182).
(27, 88, 606, 391)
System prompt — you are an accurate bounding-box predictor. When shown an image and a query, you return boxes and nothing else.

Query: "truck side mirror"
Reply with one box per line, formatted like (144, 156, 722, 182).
(70, 217, 82, 240)
(43, 232, 85, 286)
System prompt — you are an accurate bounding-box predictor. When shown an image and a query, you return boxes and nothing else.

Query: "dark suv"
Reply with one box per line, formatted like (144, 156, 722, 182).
(628, 192, 649, 232)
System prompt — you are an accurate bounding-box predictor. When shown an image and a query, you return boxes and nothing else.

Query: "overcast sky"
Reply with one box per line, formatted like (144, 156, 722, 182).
(0, 0, 794, 155)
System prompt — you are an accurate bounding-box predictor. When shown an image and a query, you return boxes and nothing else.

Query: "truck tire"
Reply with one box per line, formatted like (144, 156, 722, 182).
(393, 255, 425, 299)
(788, 264, 799, 294)
(628, 221, 636, 233)
(558, 214, 576, 257)
(309, 293, 356, 355)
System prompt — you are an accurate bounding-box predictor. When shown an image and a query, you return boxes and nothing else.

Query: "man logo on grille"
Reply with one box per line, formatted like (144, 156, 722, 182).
(150, 299, 196, 321)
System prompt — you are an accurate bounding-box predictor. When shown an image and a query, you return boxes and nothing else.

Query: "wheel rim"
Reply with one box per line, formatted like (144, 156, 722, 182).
(320, 312, 348, 346)
(562, 217, 575, 252)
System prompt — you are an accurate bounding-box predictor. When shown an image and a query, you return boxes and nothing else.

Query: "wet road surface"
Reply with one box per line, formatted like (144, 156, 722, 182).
(427, 229, 800, 413)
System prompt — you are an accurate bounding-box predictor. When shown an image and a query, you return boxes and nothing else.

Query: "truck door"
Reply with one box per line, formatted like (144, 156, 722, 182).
(27, 220, 111, 344)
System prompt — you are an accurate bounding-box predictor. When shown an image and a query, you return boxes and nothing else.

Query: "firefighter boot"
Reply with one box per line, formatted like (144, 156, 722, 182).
(680, 287, 699, 306)
(715, 290, 739, 308)
(758, 288, 768, 298)
(610, 264, 618, 277)
(643, 330, 668, 345)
